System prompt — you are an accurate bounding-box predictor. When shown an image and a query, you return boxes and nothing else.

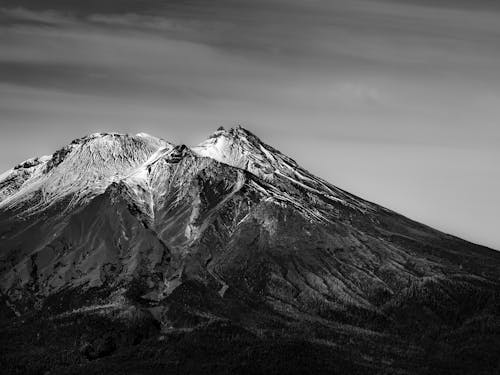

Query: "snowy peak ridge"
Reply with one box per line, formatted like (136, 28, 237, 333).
(0, 126, 374, 217)
(191, 125, 296, 181)
(13, 155, 52, 171)
(195, 126, 378, 213)
(0, 132, 172, 211)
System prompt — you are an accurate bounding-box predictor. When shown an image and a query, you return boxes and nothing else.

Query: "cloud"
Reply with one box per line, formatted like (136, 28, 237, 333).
(1, 1, 500, 143)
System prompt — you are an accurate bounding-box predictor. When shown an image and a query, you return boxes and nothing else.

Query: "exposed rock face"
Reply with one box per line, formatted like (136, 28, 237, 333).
(1, 127, 500, 374)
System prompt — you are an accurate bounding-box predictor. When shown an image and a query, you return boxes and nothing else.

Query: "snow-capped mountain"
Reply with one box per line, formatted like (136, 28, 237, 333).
(0, 132, 171, 213)
(1, 127, 500, 374)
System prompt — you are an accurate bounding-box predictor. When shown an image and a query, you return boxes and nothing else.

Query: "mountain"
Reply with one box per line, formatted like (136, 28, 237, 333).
(1, 126, 499, 375)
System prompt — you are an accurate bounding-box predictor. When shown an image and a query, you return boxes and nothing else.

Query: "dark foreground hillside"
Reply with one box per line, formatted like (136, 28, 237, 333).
(1, 281, 500, 375)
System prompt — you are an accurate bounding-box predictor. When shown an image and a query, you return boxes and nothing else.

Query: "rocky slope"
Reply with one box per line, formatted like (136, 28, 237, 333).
(1, 126, 499, 374)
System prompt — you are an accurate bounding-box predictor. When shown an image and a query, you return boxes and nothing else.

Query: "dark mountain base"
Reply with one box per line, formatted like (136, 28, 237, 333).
(2, 283, 500, 375)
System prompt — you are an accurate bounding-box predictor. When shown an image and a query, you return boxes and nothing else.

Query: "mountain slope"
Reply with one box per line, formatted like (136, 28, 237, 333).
(1, 126, 499, 374)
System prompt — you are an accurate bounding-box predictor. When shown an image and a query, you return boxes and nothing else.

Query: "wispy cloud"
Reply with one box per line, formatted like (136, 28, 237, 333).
(1, 1, 499, 133)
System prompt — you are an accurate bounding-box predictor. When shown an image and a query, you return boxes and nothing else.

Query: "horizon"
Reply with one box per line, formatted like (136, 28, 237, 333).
(1, 0, 499, 250)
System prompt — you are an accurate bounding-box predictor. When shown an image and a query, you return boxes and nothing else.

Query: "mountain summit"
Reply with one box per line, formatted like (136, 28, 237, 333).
(1, 127, 499, 375)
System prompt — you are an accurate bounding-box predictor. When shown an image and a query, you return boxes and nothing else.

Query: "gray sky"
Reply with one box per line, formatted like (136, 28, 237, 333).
(0, 0, 499, 249)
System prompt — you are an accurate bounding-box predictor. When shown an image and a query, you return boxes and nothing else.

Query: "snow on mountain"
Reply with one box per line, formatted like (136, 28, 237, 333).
(0, 155, 51, 203)
(192, 126, 277, 179)
(192, 126, 376, 214)
(0, 127, 377, 223)
(0, 124, 466, 243)
(0, 132, 172, 214)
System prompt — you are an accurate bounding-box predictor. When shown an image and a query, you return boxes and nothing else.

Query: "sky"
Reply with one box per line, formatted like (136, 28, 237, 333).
(0, 0, 499, 249)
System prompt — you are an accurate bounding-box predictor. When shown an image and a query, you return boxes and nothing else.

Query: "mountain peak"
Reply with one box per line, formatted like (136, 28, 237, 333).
(0, 132, 169, 212)
(205, 124, 260, 143)
(191, 125, 280, 179)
